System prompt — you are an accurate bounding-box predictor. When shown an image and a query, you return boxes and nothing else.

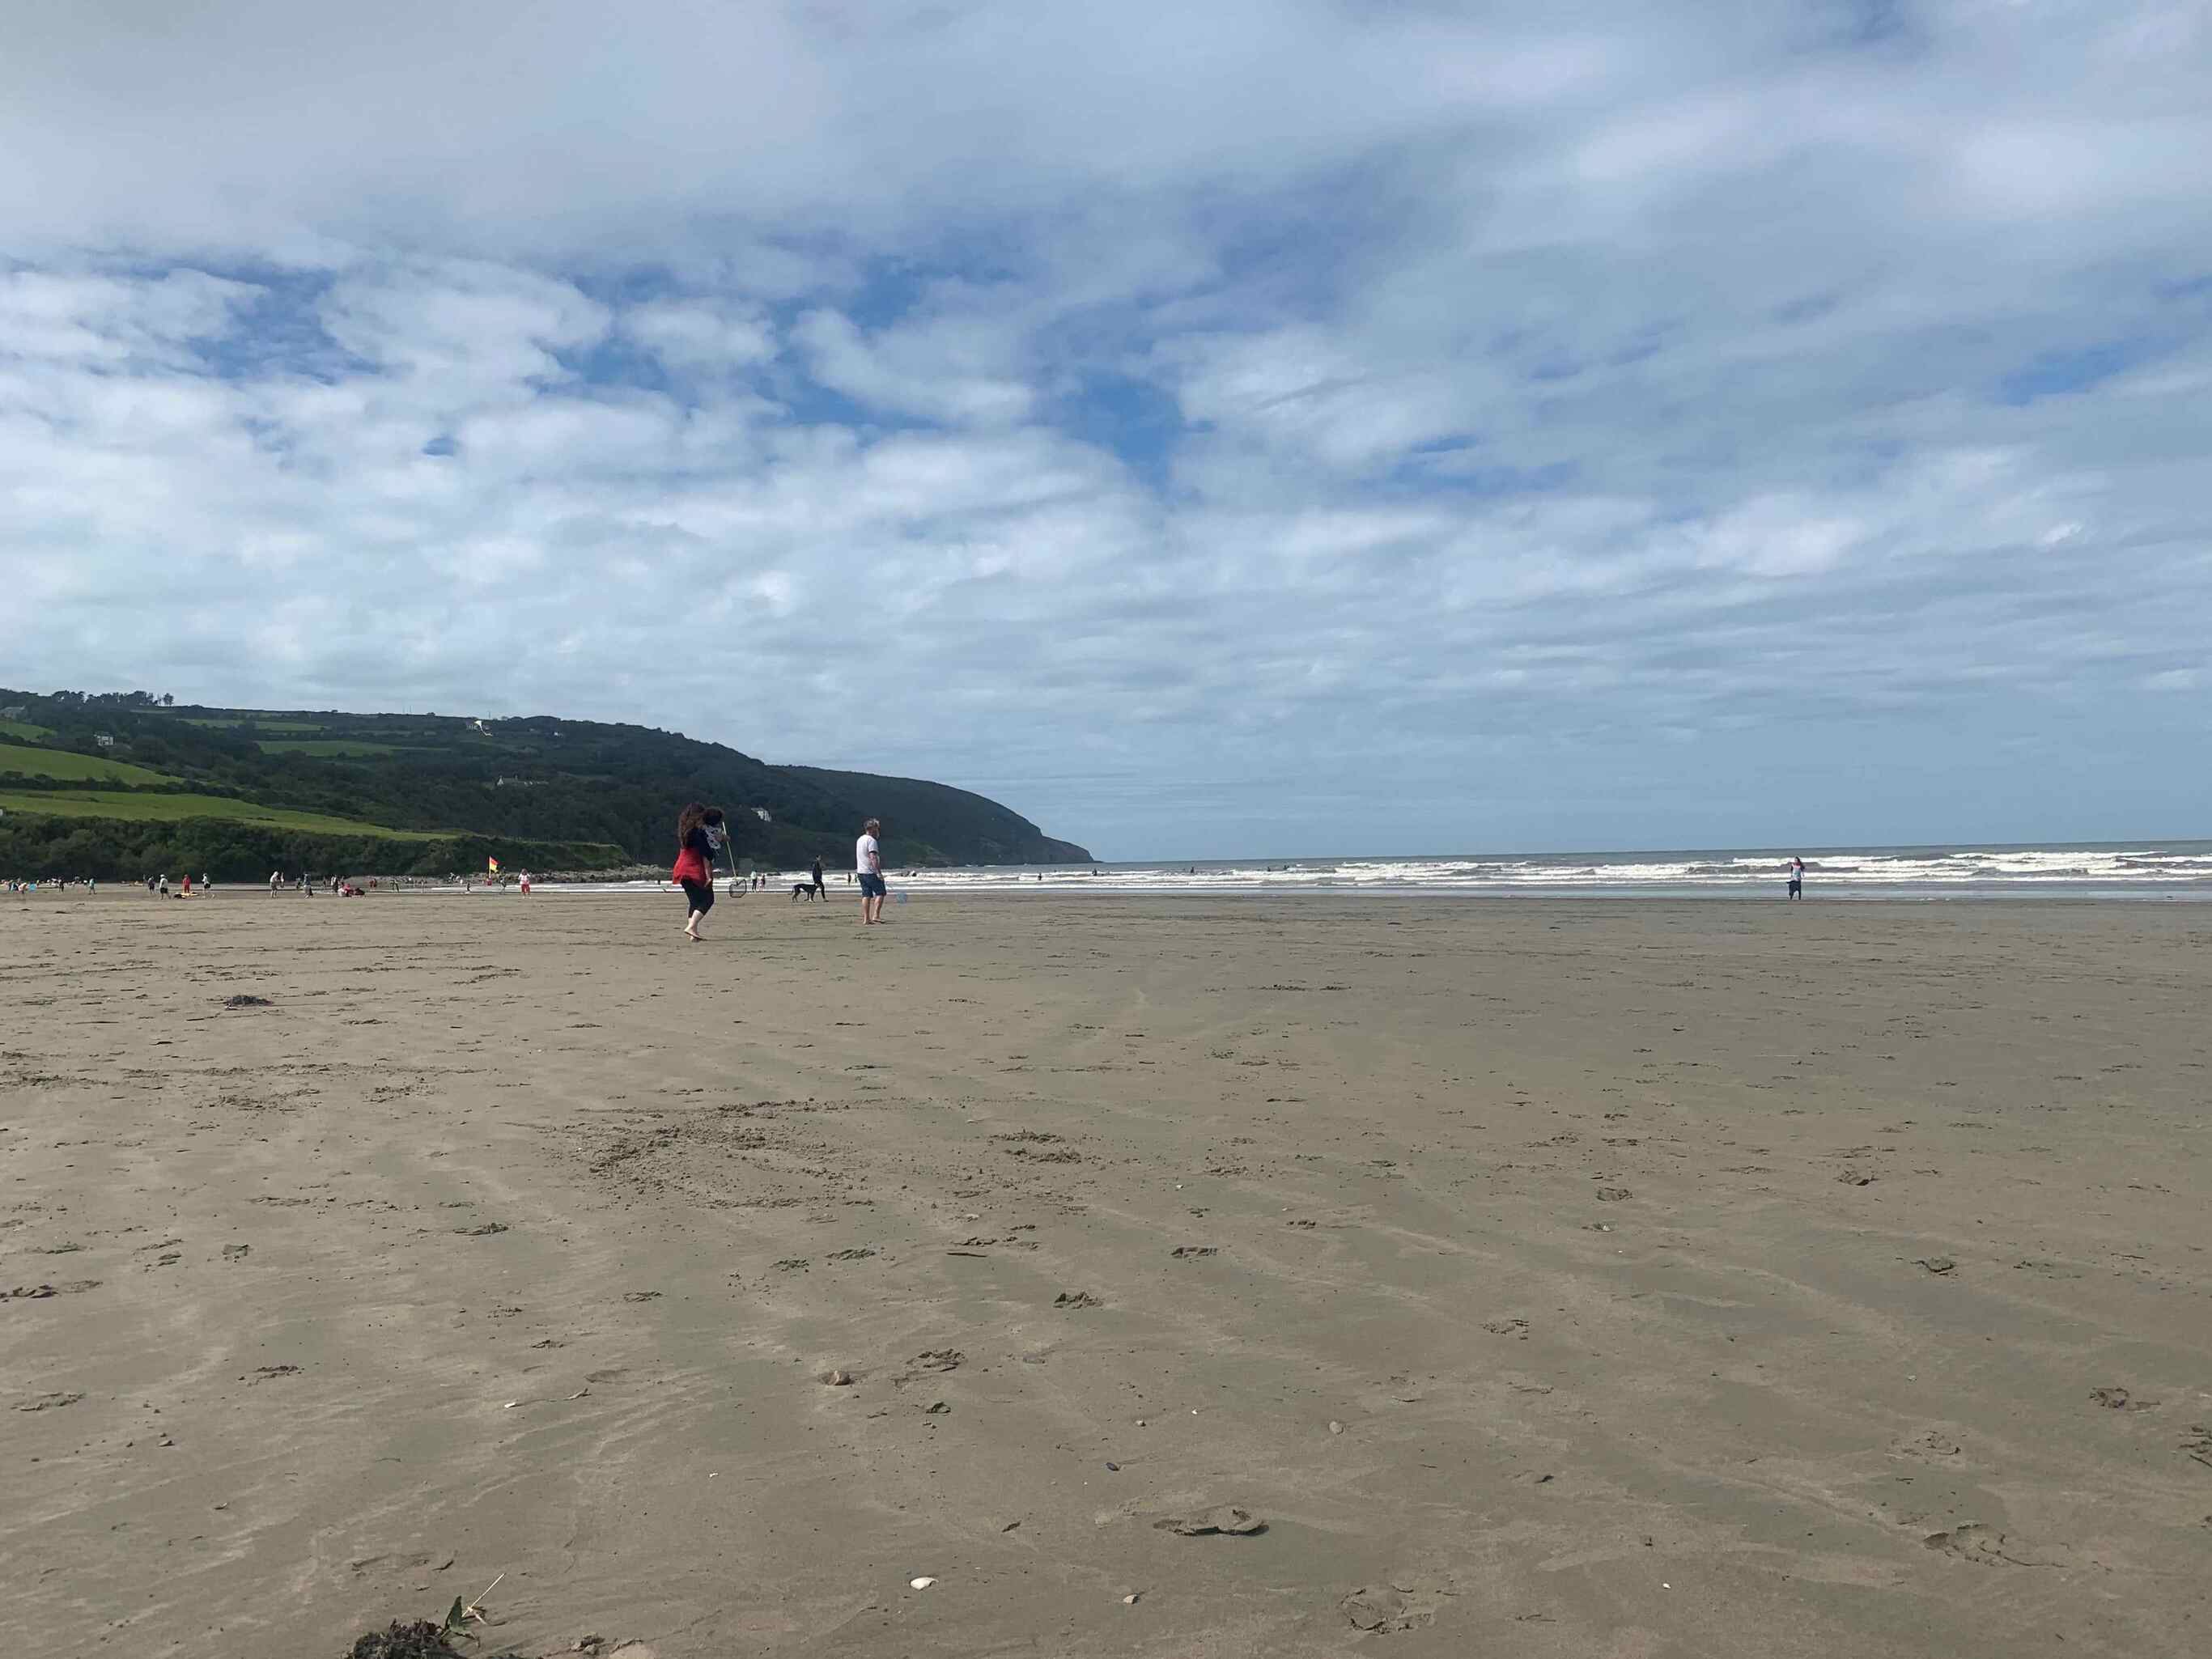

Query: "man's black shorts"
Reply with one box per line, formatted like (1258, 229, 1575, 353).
(681, 877, 715, 912)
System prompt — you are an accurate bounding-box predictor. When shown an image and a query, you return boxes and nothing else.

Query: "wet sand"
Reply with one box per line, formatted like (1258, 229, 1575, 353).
(2, 889, 2208, 1657)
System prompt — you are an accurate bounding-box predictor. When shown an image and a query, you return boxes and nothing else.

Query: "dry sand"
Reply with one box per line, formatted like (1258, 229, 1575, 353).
(2, 889, 2208, 1657)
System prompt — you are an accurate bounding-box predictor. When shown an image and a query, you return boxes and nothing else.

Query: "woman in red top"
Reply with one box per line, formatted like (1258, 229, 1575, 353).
(673, 804, 727, 940)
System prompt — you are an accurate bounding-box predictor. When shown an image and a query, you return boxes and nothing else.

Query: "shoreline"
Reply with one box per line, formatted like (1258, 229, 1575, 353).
(37, 883, 2212, 906)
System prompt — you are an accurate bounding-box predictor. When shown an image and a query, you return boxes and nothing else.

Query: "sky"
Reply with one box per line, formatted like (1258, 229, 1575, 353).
(2, 2, 2208, 859)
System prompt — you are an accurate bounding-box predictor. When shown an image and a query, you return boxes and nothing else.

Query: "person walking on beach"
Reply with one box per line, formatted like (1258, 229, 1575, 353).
(810, 855, 825, 900)
(1788, 855, 1805, 900)
(856, 817, 887, 925)
(673, 803, 725, 941)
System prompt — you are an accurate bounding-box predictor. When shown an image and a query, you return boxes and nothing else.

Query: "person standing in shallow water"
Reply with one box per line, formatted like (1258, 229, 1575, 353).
(1788, 855, 1805, 900)
(673, 803, 726, 940)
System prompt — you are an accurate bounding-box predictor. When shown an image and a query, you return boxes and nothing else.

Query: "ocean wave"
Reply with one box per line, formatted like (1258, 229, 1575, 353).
(536, 841, 2212, 900)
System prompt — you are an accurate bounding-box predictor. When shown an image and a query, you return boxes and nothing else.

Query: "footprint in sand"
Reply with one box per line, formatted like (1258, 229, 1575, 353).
(1922, 1524, 2043, 1566)
(11, 1391, 84, 1412)
(1170, 1245, 1218, 1259)
(1341, 1587, 1431, 1634)
(2090, 1387, 2156, 1411)
(1154, 1506, 1267, 1537)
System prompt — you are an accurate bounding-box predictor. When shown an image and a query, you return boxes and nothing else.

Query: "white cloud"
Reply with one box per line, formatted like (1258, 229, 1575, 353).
(793, 308, 1034, 428)
(0, 269, 257, 367)
(621, 301, 776, 371)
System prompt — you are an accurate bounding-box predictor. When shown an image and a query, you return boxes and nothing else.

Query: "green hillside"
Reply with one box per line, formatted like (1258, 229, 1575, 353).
(0, 788, 440, 835)
(0, 689, 1093, 880)
(0, 741, 180, 787)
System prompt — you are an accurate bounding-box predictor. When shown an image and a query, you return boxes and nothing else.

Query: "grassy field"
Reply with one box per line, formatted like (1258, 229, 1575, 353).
(0, 743, 181, 787)
(182, 718, 326, 733)
(0, 720, 52, 742)
(0, 790, 436, 838)
(257, 740, 406, 757)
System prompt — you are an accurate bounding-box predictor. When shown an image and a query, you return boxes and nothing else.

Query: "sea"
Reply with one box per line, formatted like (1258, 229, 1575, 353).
(561, 840, 2212, 902)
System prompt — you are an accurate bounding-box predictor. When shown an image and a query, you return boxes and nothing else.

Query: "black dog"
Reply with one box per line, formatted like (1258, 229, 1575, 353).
(791, 882, 820, 902)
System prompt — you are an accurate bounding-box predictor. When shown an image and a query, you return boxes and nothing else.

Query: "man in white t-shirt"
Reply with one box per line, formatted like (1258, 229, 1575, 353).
(856, 817, 886, 925)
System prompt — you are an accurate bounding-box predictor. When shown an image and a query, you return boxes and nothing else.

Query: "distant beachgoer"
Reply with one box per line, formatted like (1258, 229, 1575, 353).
(181, 873, 192, 897)
(158, 872, 168, 895)
(674, 802, 722, 940)
(519, 871, 532, 895)
(810, 855, 825, 899)
(1788, 855, 1805, 900)
(856, 817, 886, 925)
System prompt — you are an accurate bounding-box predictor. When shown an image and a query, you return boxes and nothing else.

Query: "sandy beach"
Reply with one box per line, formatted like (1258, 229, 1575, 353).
(3, 889, 2207, 1657)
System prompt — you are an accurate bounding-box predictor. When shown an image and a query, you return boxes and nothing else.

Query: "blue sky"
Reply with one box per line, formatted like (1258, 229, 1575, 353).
(2, 1, 2208, 858)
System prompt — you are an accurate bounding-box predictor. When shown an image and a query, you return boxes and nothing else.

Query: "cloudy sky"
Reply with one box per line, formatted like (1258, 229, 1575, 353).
(3, 2, 2208, 857)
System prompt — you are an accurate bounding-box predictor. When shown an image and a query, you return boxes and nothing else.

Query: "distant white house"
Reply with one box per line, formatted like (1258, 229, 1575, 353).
(0, 705, 24, 719)
(94, 733, 114, 749)
(469, 719, 489, 733)
(752, 807, 772, 822)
